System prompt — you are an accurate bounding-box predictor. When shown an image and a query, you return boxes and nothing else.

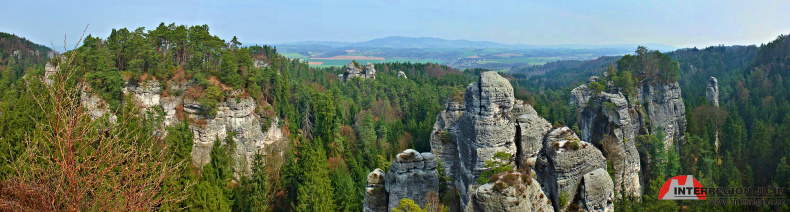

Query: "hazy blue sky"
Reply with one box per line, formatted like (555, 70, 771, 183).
(2, 0, 789, 50)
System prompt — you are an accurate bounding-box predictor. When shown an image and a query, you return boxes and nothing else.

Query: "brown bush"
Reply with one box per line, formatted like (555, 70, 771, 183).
(184, 86, 205, 99)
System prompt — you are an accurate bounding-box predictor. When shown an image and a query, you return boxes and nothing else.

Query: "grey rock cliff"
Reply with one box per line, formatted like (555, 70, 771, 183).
(706, 77, 719, 107)
(81, 80, 284, 177)
(429, 95, 466, 188)
(455, 71, 517, 207)
(466, 172, 554, 212)
(570, 79, 686, 199)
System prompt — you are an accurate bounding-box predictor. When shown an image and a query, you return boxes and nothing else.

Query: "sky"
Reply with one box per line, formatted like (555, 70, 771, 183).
(2, 0, 789, 51)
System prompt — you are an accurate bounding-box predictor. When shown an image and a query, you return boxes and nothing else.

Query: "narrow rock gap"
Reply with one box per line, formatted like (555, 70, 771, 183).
(478, 76, 483, 115)
(514, 123, 523, 169)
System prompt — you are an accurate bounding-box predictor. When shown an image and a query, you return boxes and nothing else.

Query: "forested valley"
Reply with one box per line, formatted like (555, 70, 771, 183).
(0, 23, 789, 211)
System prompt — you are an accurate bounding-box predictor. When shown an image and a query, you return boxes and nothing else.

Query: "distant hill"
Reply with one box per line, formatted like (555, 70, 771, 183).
(276, 36, 676, 51)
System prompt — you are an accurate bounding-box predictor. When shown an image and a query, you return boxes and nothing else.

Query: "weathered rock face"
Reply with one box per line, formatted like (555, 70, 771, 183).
(44, 62, 59, 86)
(426, 71, 615, 211)
(579, 168, 615, 212)
(706, 77, 719, 107)
(570, 80, 686, 198)
(378, 149, 439, 210)
(635, 82, 686, 148)
(80, 85, 113, 121)
(466, 172, 554, 212)
(535, 127, 607, 211)
(186, 97, 283, 175)
(515, 110, 552, 168)
(364, 168, 388, 212)
(340, 62, 376, 82)
(455, 71, 517, 207)
(429, 95, 466, 187)
(81, 80, 283, 177)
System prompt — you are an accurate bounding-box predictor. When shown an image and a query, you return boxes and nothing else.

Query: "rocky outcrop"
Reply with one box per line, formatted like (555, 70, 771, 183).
(569, 76, 599, 107)
(515, 107, 552, 168)
(570, 79, 686, 198)
(44, 62, 59, 86)
(455, 71, 517, 207)
(424, 71, 616, 211)
(385, 149, 440, 210)
(466, 172, 554, 212)
(579, 168, 615, 212)
(635, 82, 686, 147)
(80, 79, 283, 177)
(535, 127, 608, 211)
(80, 85, 113, 121)
(364, 150, 440, 211)
(397, 71, 407, 79)
(429, 95, 465, 187)
(706, 77, 719, 107)
(340, 62, 376, 82)
(364, 168, 388, 212)
(185, 97, 283, 176)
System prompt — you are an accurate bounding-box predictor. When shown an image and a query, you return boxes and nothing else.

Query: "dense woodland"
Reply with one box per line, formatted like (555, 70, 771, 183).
(0, 23, 789, 211)
(0, 23, 473, 211)
(511, 37, 790, 211)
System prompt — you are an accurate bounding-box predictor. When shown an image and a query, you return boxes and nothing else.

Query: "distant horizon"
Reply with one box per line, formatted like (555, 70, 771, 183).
(2, 1, 789, 51)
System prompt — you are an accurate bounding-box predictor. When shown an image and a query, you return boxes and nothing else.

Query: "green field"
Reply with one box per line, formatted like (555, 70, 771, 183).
(481, 57, 562, 66)
(304, 58, 444, 68)
(280, 52, 309, 60)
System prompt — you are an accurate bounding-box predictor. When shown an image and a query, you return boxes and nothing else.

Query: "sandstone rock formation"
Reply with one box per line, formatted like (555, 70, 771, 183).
(340, 62, 376, 82)
(466, 171, 554, 212)
(385, 149, 440, 210)
(579, 168, 615, 212)
(706, 77, 719, 107)
(44, 62, 59, 86)
(535, 127, 608, 211)
(454, 71, 517, 206)
(364, 168, 388, 212)
(364, 149, 440, 211)
(570, 79, 686, 198)
(429, 95, 465, 187)
(81, 80, 284, 176)
(421, 71, 617, 211)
